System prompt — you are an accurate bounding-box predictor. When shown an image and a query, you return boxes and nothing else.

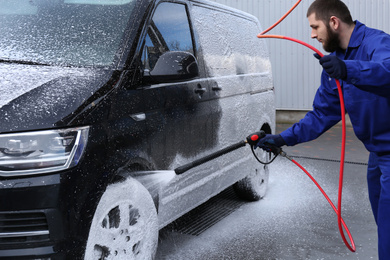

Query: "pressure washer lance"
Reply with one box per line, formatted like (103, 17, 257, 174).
(174, 131, 282, 175)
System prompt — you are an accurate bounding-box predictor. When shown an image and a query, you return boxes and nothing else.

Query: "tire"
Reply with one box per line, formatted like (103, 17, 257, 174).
(84, 178, 159, 260)
(233, 164, 269, 201)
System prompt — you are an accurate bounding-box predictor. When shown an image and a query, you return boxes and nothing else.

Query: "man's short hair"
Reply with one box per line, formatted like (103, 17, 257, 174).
(307, 0, 354, 25)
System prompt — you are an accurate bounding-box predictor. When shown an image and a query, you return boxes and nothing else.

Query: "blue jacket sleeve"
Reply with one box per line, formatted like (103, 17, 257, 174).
(344, 35, 390, 89)
(280, 72, 343, 146)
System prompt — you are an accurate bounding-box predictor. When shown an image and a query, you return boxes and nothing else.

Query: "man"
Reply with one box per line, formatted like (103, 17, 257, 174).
(257, 0, 390, 259)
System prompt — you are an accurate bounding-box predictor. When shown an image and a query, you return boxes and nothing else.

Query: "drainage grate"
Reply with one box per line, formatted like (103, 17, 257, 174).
(164, 187, 246, 236)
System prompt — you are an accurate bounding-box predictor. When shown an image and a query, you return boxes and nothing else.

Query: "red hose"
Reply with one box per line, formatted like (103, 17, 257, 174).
(292, 157, 355, 252)
(259, 0, 302, 35)
(258, 34, 356, 252)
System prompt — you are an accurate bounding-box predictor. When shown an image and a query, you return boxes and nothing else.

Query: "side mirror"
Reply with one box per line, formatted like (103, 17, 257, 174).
(143, 51, 199, 84)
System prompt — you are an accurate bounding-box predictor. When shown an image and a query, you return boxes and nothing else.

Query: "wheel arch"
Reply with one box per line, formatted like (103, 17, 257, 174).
(261, 122, 272, 135)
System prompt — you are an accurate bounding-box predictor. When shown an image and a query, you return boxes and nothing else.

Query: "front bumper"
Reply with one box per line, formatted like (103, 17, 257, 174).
(0, 174, 71, 259)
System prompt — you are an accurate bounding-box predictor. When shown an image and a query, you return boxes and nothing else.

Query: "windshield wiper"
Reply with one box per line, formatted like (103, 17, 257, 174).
(0, 58, 51, 66)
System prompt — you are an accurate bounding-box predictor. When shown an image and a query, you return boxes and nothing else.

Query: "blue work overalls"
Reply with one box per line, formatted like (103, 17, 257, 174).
(280, 21, 390, 259)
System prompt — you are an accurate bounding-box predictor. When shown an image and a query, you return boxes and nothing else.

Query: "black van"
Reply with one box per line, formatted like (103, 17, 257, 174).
(0, 0, 275, 258)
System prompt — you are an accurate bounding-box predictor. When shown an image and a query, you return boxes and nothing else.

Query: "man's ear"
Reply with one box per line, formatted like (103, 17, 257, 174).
(329, 16, 340, 30)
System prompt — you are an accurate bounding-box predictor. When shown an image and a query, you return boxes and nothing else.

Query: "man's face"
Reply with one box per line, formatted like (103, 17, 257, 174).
(308, 13, 340, 52)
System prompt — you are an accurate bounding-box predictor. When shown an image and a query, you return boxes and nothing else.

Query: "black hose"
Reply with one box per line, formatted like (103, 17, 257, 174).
(251, 145, 279, 165)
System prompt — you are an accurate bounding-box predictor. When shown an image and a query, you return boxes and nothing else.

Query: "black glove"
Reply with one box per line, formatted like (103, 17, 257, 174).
(255, 134, 286, 151)
(314, 54, 347, 80)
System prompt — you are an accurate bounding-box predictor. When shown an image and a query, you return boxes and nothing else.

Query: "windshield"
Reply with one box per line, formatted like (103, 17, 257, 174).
(0, 0, 136, 67)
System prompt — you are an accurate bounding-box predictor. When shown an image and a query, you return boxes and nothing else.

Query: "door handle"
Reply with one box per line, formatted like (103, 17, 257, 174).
(212, 83, 222, 91)
(130, 113, 146, 121)
(194, 84, 207, 95)
(194, 88, 207, 94)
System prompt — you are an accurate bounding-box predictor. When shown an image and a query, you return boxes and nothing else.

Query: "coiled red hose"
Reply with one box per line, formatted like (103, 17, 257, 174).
(257, 35, 356, 252)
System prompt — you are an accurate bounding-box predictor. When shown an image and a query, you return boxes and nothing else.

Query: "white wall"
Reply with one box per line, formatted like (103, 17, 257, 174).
(210, 0, 390, 110)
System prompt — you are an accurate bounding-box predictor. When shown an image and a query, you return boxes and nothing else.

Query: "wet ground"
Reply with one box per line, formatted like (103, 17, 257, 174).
(156, 124, 377, 260)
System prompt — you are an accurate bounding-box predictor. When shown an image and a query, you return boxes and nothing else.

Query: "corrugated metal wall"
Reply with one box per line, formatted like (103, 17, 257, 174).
(209, 0, 390, 110)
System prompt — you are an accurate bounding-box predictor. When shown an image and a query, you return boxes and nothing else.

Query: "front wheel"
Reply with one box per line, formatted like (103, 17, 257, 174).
(84, 178, 159, 260)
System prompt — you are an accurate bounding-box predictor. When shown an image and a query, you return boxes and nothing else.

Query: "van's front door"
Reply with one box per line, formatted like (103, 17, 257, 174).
(141, 1, 218, 171)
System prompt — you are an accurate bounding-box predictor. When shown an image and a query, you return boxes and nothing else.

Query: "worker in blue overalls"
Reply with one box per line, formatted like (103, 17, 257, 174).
(257, 0, 390, 259)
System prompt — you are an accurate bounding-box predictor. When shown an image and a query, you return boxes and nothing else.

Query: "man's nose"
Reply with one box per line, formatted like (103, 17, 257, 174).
(311, 30, 317, 39)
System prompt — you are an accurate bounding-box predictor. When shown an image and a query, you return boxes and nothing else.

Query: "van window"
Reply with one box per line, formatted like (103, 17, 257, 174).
(142, 2, 194, 71)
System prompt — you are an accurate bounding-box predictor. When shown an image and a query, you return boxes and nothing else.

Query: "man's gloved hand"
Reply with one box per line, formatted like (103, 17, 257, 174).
(255, 134, 286, 151)
(314, 53, 347, 80)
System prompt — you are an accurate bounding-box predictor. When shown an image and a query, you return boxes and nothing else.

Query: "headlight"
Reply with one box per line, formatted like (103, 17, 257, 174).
(0, 126, 89, 177)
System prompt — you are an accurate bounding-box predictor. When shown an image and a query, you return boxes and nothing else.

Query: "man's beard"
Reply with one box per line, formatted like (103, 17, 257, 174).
(323, 26, 341, 52)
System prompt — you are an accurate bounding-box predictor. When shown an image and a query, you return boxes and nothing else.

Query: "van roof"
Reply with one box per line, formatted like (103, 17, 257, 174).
(189, 0, 259, 22)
